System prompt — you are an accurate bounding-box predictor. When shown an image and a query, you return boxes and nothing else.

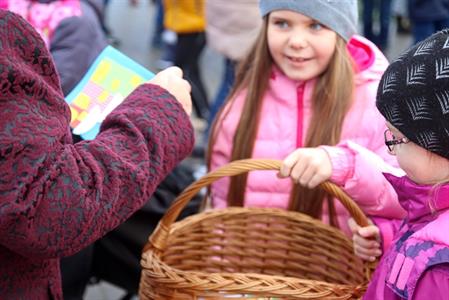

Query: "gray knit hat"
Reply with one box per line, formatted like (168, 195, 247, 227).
(259, 0, 358, 41)
(376, 30, 449, 160)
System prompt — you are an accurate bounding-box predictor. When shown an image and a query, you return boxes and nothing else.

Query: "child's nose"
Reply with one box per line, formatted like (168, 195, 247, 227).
(288, 32, 308, 49)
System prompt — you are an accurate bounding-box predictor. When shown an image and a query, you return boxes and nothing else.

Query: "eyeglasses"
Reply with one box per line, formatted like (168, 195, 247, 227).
(384, 129, 409, 152)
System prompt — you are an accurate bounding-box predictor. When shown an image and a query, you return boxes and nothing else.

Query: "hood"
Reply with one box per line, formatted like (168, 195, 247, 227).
(384, 173, 449, 222)
(0, 9, 70, 135)
(348, 35, 389, 84)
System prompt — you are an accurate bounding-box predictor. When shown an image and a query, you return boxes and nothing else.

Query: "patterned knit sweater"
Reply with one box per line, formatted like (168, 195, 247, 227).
(0, 10, 194, 299)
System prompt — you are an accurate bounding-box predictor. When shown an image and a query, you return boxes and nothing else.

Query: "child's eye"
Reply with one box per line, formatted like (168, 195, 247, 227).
(274, 20, 289, 29)
(310, 22, 324, 31)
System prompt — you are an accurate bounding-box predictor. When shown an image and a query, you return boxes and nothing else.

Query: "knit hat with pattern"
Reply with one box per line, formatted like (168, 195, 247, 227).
(376, 29, 449, 160)
(259, 0, 358, 41)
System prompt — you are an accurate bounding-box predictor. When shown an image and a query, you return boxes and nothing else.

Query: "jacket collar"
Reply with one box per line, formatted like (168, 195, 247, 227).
(384, 173, 449, 222)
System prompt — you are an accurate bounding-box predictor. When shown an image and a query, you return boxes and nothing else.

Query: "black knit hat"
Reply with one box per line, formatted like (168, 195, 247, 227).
(376, 29, 449, 160)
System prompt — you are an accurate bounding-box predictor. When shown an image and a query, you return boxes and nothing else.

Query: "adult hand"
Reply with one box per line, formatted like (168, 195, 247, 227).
(348, 218, 382, 262)
(278, 147, 332, 189)
(149, 66, 192, 115)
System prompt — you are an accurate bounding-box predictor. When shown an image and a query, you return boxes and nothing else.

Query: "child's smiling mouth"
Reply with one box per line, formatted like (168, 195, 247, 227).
(285, 55, 312, 64)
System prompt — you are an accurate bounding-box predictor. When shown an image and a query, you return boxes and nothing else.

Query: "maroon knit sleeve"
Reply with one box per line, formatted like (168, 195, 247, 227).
(0, 10, 194, 258)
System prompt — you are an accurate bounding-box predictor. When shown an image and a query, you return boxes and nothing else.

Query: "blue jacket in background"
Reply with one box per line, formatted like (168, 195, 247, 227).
(408, 0, 449, 22)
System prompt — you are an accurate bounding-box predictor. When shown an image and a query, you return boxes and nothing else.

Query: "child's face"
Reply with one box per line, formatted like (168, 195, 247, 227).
(267, 10, 337, 82)
(387, 123, 449, 185)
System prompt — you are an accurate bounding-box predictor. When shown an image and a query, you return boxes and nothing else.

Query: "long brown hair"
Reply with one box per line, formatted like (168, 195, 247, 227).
(207, 17, 355, 227)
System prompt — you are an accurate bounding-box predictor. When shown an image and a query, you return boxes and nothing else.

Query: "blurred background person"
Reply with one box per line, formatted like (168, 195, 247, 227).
(163, 0, 209, 121)
(149, 0, 164, 49)
(392, 0, 411, 34)
(362, 0, 393, 51)
(204, 0, 262, 139)
(408, 0, 449, 43)
(0, 0, 108, 96)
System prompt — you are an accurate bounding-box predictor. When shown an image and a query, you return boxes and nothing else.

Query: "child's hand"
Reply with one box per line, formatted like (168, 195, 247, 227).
(348, 218, 382, 262)
(149, 67, 192, 115)
(278, 148, 332, 188)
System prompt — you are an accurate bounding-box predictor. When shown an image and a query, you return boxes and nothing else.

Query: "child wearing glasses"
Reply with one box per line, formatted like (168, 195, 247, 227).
(346, 30, 449, 299)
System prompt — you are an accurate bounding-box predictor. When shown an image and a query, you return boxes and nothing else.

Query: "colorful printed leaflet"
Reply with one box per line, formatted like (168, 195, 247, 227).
(65, 46, 154, 140)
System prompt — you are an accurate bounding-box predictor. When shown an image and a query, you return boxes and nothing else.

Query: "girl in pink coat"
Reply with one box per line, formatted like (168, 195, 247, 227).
(350, 29, 449, 299)
(208, 0, 404, 237)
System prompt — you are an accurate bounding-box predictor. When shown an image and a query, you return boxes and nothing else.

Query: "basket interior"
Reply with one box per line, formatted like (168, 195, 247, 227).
(160, 208, 365, 286)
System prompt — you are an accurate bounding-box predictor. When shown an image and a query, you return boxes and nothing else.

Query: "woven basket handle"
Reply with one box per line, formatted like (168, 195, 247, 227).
(149, 158, 370, 251)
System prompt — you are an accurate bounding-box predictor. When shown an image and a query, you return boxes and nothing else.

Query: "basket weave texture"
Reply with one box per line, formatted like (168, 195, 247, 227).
(139, 159, 376, 299)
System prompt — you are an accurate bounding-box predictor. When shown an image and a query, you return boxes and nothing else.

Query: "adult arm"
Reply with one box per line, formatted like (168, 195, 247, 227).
(0, 83, 194, 259)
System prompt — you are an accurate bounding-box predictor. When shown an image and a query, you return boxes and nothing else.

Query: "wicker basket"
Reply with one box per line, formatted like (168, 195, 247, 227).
(139, 159, 376, 299)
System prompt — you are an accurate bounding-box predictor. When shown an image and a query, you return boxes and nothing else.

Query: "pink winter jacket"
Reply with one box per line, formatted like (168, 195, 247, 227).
(210, 35, 406, 236)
